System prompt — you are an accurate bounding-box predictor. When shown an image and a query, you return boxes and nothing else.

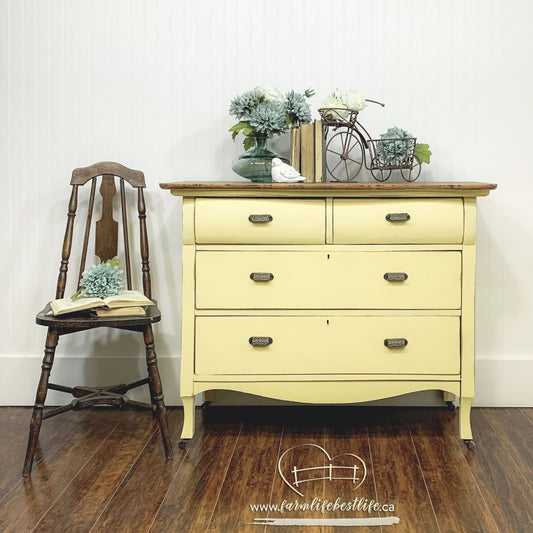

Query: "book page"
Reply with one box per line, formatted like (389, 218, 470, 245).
(103, 290, 153, 308)
(50, 297, 103, 316)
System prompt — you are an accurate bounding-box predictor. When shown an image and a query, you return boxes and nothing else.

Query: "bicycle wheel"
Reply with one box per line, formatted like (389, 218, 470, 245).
(324, 129, 363, 182)
(401, 156, 422, 182)
(370, 165, 392, 182)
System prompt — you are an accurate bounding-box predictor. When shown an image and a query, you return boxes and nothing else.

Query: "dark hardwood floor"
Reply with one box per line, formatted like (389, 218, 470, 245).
(0, 406, 531, 532)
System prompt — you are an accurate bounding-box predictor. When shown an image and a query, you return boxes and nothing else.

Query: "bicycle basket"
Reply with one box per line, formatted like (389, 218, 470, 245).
(318, 107, 359, 127)
(369, 137, 417, 169)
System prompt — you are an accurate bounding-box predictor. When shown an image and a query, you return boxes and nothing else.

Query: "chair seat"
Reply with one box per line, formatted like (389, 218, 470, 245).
(36, 301, 161, 329)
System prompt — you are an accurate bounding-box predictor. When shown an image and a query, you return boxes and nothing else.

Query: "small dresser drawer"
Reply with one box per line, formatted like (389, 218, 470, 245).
(195, 198, 325, 244)
(333, 198, 464, 244)
(195, 316, 460, 375)
(196, 250, 461, 309)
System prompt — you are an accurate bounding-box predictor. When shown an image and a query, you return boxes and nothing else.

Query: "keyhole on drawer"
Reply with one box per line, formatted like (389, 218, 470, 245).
(326, 319, 329, 325)
(327, 254, 330, 259)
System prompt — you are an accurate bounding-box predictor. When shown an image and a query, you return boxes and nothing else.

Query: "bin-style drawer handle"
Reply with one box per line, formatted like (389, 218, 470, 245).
(249, 336, 273, 347)
(250, 272, 274, 282)
(386, 213, 410, 222)
(249, 214, 273, 223)
(384, 272, 408, 282)
(384, 338, 408, 348)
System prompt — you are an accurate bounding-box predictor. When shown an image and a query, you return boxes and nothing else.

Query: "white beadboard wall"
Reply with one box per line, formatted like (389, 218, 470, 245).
(1, 0, 532, 407)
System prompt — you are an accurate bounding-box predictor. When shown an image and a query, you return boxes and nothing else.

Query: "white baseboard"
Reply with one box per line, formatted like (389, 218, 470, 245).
(474, 357, 533, 406)
(2, 355, 532, 407)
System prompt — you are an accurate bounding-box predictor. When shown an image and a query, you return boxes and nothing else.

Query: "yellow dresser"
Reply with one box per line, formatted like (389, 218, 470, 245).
(159, 181, 496, 449)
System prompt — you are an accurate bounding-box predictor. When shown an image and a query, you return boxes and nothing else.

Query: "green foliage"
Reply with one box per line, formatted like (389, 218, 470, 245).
(243, 136, 256, 151)
(229, 121, 254, 141)
(105, 258, 120, 268)
(414, 143, 432, 164)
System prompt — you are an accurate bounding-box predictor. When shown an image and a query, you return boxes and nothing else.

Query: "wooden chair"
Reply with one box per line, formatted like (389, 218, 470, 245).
(23, 162, 173, 477)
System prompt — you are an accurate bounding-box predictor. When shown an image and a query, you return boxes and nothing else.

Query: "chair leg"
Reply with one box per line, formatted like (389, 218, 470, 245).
(23, 328, 59, 477)
(143, 325, 173, 459)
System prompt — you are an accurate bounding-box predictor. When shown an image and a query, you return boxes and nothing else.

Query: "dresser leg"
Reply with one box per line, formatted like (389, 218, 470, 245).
(181, 395, 195, 441)
(459, 395, 474, 441)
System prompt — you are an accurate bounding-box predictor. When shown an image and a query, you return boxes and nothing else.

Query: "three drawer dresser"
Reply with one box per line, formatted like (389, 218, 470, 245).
(159, 181, 496, 449)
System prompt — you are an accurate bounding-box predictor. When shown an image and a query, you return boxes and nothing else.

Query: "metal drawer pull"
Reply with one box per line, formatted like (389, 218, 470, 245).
(386, 212, 410, 222)
(384, 338, 408, 348)
(249, 214, 273, 223)
(384, 272, 408, 282)
(249, 336, 273, 347)
(250, 272, 274, 282)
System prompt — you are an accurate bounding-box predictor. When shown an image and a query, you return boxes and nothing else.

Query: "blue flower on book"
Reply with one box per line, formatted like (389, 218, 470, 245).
(73, 259, 124, 300)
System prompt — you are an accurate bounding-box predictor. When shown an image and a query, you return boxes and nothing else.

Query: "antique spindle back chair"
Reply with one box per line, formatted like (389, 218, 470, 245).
(23, 162, 173, 477)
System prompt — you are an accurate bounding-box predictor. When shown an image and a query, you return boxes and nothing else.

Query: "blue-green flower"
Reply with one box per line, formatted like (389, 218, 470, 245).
(229, 85, 314, 148)
(249, 101, 288, 136)
(285, 90, 312, 126)
(377, 127, 415, 166)
(229, 88, 264, 120)
(77, 261, 124, 299)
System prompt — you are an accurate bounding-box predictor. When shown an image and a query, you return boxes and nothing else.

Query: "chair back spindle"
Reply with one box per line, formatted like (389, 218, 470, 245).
(56, 185, 79, 299)
(78, 178, 97, 286)
(138, 188, 152, 299)
(120, 179, 133, 290)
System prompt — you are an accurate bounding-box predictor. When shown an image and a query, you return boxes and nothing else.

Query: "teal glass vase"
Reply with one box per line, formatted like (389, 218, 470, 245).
(231, 136, 288, 183)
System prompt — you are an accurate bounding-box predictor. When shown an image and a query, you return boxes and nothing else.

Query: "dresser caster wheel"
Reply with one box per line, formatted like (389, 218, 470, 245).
(445, 401, 456, 411)
(463, 439, 475, 451)
(179, 439, 191, 450)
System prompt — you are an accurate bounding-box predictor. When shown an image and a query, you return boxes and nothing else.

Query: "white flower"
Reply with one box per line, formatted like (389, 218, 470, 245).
(322, 94, 348, 118)
(345, 90, 366, 111)
(257, 84, 285, 102)
(333, 87, 343, 100)
(322, 94, 346, 109)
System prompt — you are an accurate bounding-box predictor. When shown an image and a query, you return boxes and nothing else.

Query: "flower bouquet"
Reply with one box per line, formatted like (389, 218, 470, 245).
(229, 85, 314, 181)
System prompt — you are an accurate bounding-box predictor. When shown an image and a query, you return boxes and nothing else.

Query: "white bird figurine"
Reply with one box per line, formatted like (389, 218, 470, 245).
(271, 158, 306, 183)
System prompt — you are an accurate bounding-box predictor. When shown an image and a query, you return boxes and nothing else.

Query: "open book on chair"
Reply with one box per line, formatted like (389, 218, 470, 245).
(49, 290, 153, 317)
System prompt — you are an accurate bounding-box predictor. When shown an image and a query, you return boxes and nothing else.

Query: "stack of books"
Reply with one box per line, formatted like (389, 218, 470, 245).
(48, 290, 153, 317)
(290, 120, 324, 182)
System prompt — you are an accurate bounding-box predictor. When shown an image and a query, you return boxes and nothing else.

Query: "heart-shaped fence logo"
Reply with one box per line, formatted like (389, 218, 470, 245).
(277, 444, 367, 498)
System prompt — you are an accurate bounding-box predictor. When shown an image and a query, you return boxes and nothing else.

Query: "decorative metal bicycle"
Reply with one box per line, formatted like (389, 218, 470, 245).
(319, 102, 422, 182)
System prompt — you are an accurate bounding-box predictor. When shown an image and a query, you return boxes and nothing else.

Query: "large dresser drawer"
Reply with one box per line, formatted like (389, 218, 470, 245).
(195, 316, 460, 375)
(196, 251, 461, 309)
(195, 198, 325, 244)
(333, 198, 464, 244)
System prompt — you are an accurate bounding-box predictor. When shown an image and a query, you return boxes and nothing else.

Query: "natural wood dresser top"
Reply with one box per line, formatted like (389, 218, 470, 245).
(159, 181, 497, 198)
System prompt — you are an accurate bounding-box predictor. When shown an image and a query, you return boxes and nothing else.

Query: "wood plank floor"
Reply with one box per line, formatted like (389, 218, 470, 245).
(0, 406, 531, 532)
